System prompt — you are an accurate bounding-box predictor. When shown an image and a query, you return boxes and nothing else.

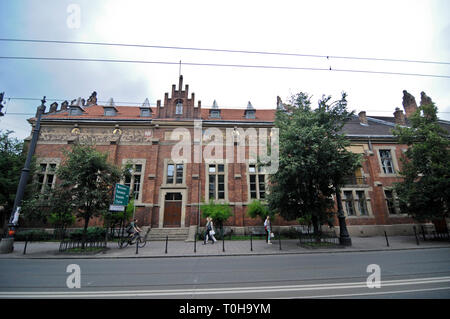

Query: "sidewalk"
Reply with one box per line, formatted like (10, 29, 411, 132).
(1, 235, 450, 259)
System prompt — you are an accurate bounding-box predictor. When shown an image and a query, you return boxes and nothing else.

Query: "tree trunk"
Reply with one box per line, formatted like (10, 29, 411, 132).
(311, 215, 320, 242)
(82, 215, 89, 249)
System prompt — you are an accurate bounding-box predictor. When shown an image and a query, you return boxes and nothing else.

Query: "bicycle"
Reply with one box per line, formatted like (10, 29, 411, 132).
(118, 228, 150, 248)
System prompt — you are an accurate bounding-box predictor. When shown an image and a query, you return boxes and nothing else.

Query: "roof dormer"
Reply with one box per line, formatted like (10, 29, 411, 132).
(103, 98, 118, 116)
(244, 101, 256, 119)
(209, 100, 221, 119)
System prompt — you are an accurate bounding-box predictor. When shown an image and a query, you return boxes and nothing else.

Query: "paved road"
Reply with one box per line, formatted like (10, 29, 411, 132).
(0, 248, 449, 299)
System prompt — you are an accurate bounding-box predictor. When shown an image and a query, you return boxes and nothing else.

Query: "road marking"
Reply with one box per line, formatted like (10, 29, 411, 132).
(1, 276, 449, 298)
(277, 286, 450, 299)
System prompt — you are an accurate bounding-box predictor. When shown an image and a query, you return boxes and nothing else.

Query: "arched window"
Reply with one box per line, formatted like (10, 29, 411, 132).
(175, 100, 183, 115)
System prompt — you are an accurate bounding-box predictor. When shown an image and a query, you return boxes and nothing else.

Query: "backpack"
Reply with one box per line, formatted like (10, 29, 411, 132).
(126, 224, 133, 233)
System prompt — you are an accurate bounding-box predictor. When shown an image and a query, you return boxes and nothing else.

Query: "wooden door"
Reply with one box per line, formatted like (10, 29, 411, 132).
(163, 193, 182, 227)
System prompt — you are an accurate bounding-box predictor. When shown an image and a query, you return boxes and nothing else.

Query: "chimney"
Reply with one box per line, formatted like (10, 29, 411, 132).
(358, 111, 368, 125)
(393, 107, 406, 125)
(402, 90, 418, 118)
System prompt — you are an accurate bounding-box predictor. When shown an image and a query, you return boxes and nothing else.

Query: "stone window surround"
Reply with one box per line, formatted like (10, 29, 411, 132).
(382, 187, 408, 217)
(162, 158, 187, 188)
(340, 188, 374, 218)
(374, 146, 400, 177)
(121, 158, 146, 204)
(35, 157, 61, 192)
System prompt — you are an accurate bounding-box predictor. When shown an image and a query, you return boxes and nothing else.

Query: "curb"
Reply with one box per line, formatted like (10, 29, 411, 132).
(1, 244, 449, 260)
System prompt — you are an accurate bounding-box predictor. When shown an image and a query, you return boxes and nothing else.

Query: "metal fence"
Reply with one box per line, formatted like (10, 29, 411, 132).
(59, 239, 107, 252)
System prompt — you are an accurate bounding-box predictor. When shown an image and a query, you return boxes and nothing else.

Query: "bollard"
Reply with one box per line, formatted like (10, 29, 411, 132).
(135, 238, 139, 254)
(165, 235, 168, 254)
(23, 235, 29, 255)
(222, 235, 225, 253)
(194, 232, 197, 253)
(384, 231, 390, 247)
(413, 226, 420, 245)
(278, 231, 282, 250)
(250, 233, 253, 252)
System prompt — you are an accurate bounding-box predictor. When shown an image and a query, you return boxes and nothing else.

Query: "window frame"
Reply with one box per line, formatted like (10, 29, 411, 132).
(205, 163, 228, 202)
(247, 164, 267, 201)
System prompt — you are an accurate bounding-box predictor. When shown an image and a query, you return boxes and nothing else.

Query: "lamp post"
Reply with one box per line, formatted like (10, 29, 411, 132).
(335, 186, 352, 246)
(1, 97, 46, 252)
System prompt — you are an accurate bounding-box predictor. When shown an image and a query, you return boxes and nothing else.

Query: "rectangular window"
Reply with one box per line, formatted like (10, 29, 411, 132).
(249, 164, 266, 200)
(344, 191, 355, 216)
(36, 162, 58, 195)
(167, 164, 174, 184)
(124, 163, 144, 200)
(176, 164, 184, 184)
(380, 150, 395, 174)
(208, 164, 226, 200)
(384, 190, 397, 215)
(356, 191, 368, 215)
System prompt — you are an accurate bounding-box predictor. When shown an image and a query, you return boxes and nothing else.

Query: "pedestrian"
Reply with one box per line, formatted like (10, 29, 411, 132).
(203, 217, 217, 244)
(264, 215, 272, 244)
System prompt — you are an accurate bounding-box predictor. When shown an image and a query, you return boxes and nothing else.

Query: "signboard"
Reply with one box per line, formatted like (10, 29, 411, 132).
(109, 205, 125, 212)
(113, 183, 130, 206)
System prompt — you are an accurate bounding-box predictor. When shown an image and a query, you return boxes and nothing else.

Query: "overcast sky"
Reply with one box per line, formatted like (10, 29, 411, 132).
(1, 0, 449, 139)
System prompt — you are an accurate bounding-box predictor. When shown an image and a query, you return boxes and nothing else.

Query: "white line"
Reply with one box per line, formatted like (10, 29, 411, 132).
(1, 276, 449, 298)
(279, 286, 450, 299)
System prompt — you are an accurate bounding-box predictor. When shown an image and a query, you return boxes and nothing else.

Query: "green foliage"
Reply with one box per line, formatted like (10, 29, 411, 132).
(57, 144, 122, 233)
(200, 200, 233, 230)
(246, 200, 271, 222)
(15, 230, 53, 241)
(392, 101, 450, 221)
(69, 227, 106, 241)
(0, 130, 26, 230)
(267, 92, 361, 234)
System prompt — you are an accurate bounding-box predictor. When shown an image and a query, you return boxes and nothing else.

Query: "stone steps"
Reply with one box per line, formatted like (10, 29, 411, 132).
(145, 227, 190, 241)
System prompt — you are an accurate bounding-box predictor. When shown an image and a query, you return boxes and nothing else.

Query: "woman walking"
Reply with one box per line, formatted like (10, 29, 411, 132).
(264, 215, 272, 244)
(203, 217, 217, 244)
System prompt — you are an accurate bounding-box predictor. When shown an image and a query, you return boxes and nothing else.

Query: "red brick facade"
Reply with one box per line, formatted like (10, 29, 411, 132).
(27, 78, 432, 235)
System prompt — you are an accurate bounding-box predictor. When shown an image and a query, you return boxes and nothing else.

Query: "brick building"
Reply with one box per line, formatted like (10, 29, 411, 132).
(26, 77, 450, 237)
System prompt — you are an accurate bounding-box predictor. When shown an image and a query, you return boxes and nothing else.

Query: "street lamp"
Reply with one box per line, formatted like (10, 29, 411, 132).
(1, 97, 46, 253)
(335, 186, 352, 246)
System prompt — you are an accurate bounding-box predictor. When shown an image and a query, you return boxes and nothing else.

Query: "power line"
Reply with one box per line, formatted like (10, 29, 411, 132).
(1, 38, 449, 66)
(1, 56, 449, 79)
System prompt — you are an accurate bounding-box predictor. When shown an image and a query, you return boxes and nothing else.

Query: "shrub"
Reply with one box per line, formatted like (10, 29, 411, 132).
(15, 230, 52, 241)
(69, 227, 106, 241)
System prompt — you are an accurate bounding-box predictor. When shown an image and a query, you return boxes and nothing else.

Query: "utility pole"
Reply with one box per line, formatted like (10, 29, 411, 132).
(0, 92, 5, 116)
(2, 97, 46, 252)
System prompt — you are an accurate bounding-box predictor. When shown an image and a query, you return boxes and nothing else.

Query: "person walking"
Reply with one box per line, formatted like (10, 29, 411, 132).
(203, 217, 217, 244)
(264, 215, 272, 244)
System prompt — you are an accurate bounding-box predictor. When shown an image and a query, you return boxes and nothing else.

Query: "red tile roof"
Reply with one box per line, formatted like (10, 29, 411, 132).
(37, 105, 276, 122)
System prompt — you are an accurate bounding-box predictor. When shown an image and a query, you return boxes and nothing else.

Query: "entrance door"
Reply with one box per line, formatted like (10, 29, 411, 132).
(163, 192, 182, 227)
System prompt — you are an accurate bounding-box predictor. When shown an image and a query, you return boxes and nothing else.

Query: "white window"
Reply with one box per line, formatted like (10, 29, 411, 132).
(340, 189, 372, 217)
(125, 164, 143, 200)
(175, 101, 183, 115)
(249, 164, 266, 200)
(379, 150, 395, 174)
(166, 163, 184, 184)
(36, 162, 58, 197)
(208, 164, 226, 200)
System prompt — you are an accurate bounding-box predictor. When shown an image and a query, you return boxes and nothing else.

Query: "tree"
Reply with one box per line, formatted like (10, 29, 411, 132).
(392, 98, 450, 224)
(267, 92, 361, 235)
(57, 144, 122, 245)
(200, 200, 233, 238)
(246, 200, 271, 223)
(0, 130, 26, 234)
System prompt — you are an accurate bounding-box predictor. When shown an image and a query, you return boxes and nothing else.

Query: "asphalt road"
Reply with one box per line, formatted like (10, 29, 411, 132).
(0, 248, 449, 299)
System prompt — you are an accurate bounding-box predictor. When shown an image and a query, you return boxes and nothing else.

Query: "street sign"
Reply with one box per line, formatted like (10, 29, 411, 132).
(109, 205, 125, 212)
(113, 184, 130, 206)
